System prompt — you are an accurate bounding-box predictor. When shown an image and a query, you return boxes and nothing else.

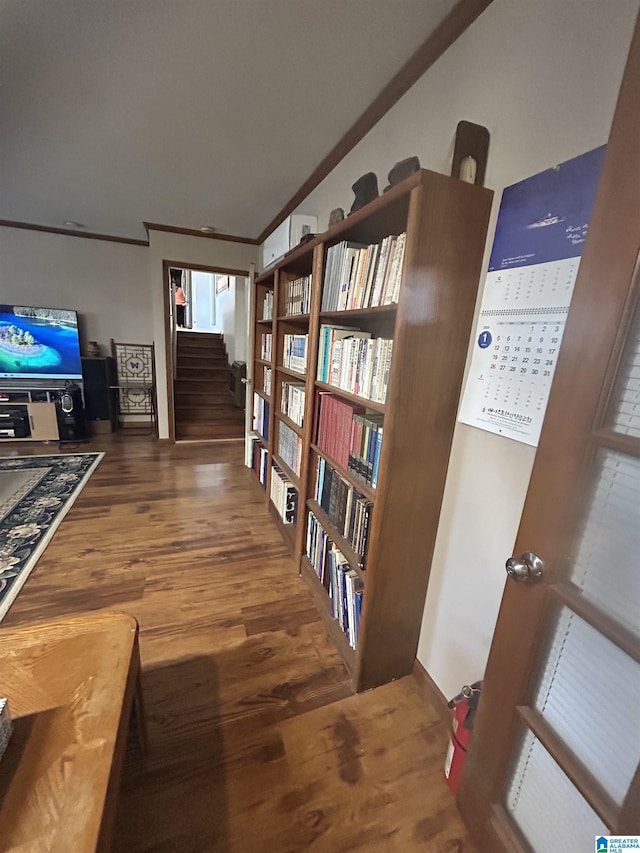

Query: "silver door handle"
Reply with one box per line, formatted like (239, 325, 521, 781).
(240, 378, 250, 385)
(506, 551, 545, 583)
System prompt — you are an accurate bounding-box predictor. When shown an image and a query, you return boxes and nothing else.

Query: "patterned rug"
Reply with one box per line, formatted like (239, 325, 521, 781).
(0, 453, 103, 621)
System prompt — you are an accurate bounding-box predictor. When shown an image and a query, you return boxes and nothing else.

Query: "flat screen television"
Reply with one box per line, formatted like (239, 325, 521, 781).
(0, 305, 82, 382)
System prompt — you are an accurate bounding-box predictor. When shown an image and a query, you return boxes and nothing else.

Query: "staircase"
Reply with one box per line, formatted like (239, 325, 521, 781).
(174, 331, 245, 440)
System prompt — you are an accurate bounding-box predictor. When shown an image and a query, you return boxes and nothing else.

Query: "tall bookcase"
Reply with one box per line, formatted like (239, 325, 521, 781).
(250, 170, 492, 692)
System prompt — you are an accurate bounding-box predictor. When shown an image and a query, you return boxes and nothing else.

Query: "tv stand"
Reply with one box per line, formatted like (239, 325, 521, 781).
(0, 387, 62, 441)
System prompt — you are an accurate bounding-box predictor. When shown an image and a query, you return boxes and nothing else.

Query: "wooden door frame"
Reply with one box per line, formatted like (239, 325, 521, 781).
(162, 259, 250, 443)
(458, 11, 640, 848)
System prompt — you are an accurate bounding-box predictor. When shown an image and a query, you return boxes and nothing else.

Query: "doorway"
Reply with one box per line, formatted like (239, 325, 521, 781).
(163, 260, 249, 442)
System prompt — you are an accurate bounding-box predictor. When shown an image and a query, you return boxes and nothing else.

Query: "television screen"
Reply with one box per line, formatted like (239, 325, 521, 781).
(0, 305, 82, 381)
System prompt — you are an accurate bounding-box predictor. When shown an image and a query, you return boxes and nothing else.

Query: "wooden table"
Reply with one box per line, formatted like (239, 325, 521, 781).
(0, 611, 145, 853)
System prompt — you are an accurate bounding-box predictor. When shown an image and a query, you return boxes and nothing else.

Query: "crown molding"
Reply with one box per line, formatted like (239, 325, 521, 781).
(144, 222, 258, 244)
(0, 219, 149, 246)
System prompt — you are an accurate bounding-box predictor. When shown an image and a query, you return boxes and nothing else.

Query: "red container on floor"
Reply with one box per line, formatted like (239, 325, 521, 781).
(444, 682, 481, 794)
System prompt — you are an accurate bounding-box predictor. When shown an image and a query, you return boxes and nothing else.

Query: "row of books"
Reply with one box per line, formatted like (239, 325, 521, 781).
(277, 421, 303, 476)
(282, 333, 308, 374)
(317, 326, 393, 404)
(260, 333, 272, 362)
(263, 367, 272, 396)
(262, 291, 274, 321)
(252, 438, 268, 488)
(321, 233, 406, 312)
(253, 394, 269, 440)
(306, 513, 363, 649)
(284, 275, 312, 316)
(315, 457, 373, 565)
(316, 393, 383, 487)
(270, 465, 298, 525)
(281, 380, 305, 427)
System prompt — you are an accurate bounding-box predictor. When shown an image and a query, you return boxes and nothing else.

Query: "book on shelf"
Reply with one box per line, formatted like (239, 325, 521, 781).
(262, 291, 273, 321)
(306, 511, 363, 649)
(283, 333, 308, 373)
(270, 464, 298, 524)
(277, 421, 303, 476)
(281, 380, 305, 427)
(315, 457, 373, 565)
(315, 392, 384, 487)
(253, 393, 270, 441)
(321, 233, 406, 312)
(264, 367, 272, 396)
(285, 275, 312, 316)
(251, 438, 268, 487)
(317, 326, 371, 386)
(317, 325, 393, 404)
(261, 333, 273, 361)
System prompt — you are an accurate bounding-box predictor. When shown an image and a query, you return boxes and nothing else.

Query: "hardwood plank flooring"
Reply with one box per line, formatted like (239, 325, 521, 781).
(0, 436, 475, 851)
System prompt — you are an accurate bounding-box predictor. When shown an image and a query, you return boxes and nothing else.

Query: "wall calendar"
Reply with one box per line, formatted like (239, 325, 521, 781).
(458, 146, 606, 446)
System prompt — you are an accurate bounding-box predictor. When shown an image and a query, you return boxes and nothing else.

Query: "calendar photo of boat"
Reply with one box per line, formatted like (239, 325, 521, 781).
(488, 145, 606, 272)
(0, 305, 82, 381)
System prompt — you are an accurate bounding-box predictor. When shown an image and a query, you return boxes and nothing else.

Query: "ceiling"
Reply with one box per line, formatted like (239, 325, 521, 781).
(0, 0, 460, 241)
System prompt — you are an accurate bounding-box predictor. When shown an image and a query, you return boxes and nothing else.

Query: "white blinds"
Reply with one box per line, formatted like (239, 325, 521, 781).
(534, 606, 640, 806)
(569, 449, 640, 635)
(507, 729, 607, 851)
(609, 306, 640, 436)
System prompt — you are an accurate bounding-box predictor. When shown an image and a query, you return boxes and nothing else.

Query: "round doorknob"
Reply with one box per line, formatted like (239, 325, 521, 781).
(505, 551, 544, 583)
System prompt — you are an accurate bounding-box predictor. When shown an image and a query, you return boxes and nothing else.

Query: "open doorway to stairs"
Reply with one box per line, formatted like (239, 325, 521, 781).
(164, 260, 249, 442)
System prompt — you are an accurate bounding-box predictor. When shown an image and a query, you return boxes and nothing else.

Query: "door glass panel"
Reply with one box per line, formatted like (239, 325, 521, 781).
(533, 606, 640, 806)
(569, 449, 640, 635)
(608, 301, 640, 436)
(506, 728, 607, 851)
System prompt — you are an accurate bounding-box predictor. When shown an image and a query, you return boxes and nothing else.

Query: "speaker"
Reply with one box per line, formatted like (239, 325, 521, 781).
(81, 356, 117, 430)
(55, 383, 87, 442)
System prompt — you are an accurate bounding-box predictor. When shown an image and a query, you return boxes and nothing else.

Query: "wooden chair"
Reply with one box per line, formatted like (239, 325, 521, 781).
(109, 340, 157, 435)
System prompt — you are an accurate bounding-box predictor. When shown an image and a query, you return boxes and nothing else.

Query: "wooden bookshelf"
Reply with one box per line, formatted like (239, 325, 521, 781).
(300, 556, 356, 674)
(310, 443, 377, 502)
(306, 499, 366, 579)
(275, 410, 303, 438)
(276, 365, 306, 380)
(251, 169, 492, 692)
(314, 381, 386, 414)
(250, 273, 275, 500)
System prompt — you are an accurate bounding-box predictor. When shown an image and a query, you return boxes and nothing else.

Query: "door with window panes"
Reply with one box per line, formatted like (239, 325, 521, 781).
(458, 14, 640, 851)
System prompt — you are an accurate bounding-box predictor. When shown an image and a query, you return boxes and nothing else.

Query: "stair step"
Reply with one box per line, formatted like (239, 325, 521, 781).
(175, 410, 244, 423)
(177, 341, 226, 350)
(177, 332, 223, 341)
(177, 352, 229, 370)
(174, 380, 228, 393)
(177, 351, 226, 360)
(177, 366, 229, 377)
(178, 335, 225, 350)
(175, 400, 241, 411)
(175, 422, 245, 439)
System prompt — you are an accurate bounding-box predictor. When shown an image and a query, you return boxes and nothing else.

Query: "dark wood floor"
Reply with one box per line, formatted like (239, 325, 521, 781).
(0, 436, 475, 852)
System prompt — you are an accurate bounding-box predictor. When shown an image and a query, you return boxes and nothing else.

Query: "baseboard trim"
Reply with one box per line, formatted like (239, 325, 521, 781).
(412, 658, 450, 725)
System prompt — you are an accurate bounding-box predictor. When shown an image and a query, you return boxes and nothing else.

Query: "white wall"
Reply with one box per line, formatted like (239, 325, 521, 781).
(190, 270, 217, 332)
(233, 276, 248, 364)
(0, 226, 151, 351)
(288, 0, 639, 698)
(215, 275, 236, 361)
(148, 230, 257, 438)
